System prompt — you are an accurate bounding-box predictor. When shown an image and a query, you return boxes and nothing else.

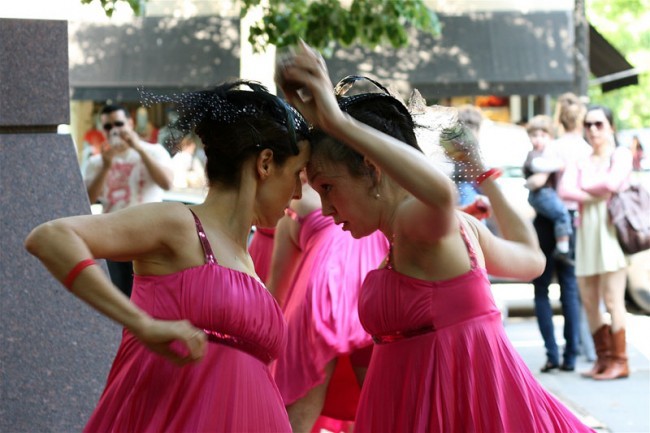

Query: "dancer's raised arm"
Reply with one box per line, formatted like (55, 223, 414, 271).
(277, 40, 456, 240)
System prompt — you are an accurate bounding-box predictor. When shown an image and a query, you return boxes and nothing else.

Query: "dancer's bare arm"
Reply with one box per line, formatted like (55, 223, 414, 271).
(277, 41, 456, 241)
(24, 203, 207, 364)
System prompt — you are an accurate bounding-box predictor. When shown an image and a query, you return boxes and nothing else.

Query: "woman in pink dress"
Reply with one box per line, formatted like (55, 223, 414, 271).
(24, 81, 311, 433)
(276, 41, 595, 433)
(267, 178, 388, 433)
(249, 226, 276, 283)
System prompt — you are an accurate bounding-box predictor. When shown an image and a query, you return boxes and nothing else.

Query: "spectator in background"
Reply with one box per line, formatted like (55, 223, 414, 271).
(84, 104, 174, 297)
(523, 114, 581, 373)
(158, 108, 183, 152)
(631, 135, 645, 171)
(171, 133, 207, 189)
(452, 104, 484, 206)
(559, 104, 633, 380)
(523, 115, 573, 266)
(527, 93, 595, 366)
(80, 114, 106, 174)
(135, 106, 159, 144)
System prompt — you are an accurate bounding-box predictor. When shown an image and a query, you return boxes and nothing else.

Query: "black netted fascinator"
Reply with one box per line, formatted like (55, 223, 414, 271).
(140, 80, 309, 154)
(334, 75, 414, 124)
(332, 75, 420, 153)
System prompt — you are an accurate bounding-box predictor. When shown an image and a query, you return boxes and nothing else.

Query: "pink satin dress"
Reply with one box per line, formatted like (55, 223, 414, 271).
(272, 209, 389, 421)
(84, 209, 290, 433)
(355, 219, 595, 433)
(249, 226, 276, 283)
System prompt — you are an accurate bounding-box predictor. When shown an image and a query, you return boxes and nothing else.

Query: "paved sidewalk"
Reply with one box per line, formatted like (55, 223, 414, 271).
(504, 313, 650, 433)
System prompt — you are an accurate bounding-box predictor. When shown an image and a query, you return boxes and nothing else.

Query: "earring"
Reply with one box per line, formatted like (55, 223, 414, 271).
(375, 192, 381, 199)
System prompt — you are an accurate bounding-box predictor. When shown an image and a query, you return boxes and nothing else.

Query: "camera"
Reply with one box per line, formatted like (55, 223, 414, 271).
(109, 131, 122, 147)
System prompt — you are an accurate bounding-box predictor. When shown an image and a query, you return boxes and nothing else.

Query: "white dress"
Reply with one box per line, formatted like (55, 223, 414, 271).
(564, 147, 633, 277)
(575, 198, 627, 276)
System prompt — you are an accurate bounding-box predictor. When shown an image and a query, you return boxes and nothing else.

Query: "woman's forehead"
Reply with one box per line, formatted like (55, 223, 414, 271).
(585, 109, 608, 122)
(307, 156, 346, 181)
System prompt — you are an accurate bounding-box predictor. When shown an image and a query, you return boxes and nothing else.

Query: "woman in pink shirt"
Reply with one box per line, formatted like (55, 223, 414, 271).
(558, 105, 633, 380)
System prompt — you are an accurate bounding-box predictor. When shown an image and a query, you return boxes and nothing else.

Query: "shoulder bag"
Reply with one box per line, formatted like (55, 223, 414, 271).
(608, 184, 650, 254)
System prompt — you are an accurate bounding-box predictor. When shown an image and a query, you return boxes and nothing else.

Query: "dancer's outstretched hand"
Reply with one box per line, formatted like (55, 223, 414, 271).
(439, 123, 486, 174)
(274, 40, 345, 133)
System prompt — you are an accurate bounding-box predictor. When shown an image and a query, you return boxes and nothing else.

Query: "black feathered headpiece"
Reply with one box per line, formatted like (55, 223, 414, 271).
(140, 80, 309, 154)
(334, 75, 414, 124)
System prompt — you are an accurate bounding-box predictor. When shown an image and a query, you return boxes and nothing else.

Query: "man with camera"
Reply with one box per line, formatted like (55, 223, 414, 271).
(84, 104, 173, 296)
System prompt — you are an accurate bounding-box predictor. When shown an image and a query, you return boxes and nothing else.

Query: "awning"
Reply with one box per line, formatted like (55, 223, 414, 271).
(68, 16, 241, 101)
(326, 12, 638, 98)
(325, 11, 577, 100)
(589, 24, 638, 92)
(68, 12, 637, 102)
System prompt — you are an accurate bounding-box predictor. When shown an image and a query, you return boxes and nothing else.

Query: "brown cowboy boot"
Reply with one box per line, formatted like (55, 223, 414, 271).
(593, 328, 630, 380)
(581, 324, 612, 378)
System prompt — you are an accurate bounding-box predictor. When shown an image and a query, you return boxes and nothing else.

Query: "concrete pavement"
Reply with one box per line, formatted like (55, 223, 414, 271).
(502, 309, 650, 433)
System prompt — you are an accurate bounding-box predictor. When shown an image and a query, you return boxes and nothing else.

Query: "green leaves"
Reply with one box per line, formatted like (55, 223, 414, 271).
(80, 0, 440, 55)
(241, 0, 440, 54)
(80, 0, 141, 17)
(587, 0, 650, 129)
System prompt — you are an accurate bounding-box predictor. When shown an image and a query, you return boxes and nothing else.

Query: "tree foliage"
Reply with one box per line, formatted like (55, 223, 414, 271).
(586, 0, 650, 129)
(80, 0, 141, 17)
(81, 0, 440, 56)
(241, 0, 439, 55)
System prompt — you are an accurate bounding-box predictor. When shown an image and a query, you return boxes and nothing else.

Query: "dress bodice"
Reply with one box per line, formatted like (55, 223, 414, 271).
(130, 210, 287, 363)
(359, 221, 500, 339)
(85, 209, 292, 432)
(355, 219, 594, 433)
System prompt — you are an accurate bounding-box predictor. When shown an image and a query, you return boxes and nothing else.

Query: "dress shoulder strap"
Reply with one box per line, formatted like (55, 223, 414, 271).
(458, 217, 479, 269)
(189, 209, 216, 264)
(385, 234, 395, 270)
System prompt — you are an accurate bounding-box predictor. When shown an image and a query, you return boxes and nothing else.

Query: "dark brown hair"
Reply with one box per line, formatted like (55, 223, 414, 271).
(170, 81, 310, 187)
(310, 77, 421, 178)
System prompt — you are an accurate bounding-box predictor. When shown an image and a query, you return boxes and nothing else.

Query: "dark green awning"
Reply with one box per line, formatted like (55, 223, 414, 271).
(589, 24, 638, 92)
(69, 16, 241, 101)
(68, 12, 637, 102)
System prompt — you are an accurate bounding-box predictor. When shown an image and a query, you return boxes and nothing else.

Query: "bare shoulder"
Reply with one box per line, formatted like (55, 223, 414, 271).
(122, 202, 202, 268)
(458, 211, 483, 240)
(112, 202, 197, 244)
(397, 196, 456, 243)
(149, 202, 197, 235)
(118, 201, 192, 223)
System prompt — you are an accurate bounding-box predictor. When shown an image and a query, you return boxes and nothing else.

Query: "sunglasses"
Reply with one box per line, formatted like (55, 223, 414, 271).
(583, 121, 605, 130)
(103, 121, 125, 131)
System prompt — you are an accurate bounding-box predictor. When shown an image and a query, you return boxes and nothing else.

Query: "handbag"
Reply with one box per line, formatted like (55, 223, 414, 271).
(607, 184, 650, 254)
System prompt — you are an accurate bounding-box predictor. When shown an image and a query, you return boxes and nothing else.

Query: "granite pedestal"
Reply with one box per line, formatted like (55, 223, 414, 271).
(1, 18, 120, 432)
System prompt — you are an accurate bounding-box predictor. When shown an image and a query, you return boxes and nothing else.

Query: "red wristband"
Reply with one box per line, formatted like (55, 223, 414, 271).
(63, 259, 97, 290)
(475, 168, 502, 186)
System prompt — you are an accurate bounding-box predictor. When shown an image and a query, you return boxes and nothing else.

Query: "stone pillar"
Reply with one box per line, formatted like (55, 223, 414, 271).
(0, 18, 119, 432)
